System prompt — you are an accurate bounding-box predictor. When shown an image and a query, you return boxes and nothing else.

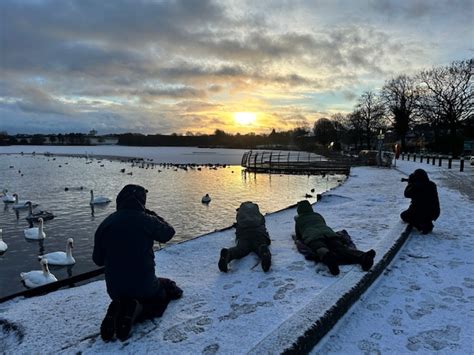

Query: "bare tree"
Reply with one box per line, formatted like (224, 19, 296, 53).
(381, 75, 419, 151)
(313, 118, 336, 146)
(418, 59, 473, 155)
(356, 91, 386, 149)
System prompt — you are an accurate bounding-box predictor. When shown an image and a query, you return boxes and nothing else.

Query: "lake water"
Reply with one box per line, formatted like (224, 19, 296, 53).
(0, 151, 344, 298)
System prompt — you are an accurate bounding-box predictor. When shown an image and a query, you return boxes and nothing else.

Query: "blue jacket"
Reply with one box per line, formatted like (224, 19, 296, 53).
(93, 184, 175, 300)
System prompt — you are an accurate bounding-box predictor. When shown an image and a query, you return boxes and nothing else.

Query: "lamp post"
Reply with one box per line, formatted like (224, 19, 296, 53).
(377, 129, 385, 167)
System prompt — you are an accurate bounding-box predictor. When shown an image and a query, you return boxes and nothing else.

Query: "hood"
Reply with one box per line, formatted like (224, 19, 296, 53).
(116, 184, 147, 211)
(296, 200, 313, 215)
(412, 169, 429, 183)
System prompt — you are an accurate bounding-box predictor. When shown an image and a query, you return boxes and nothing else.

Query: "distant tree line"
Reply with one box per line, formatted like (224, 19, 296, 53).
(313, 59, 473, 156)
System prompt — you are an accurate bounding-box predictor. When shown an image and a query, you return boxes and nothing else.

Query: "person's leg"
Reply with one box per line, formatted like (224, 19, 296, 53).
(219, 240, 251, 272)
(138, 279, 184, 322)
(327, 238, 376, 271)
(255, 242, 271, 272)
(115, 299, 143, 341)
(309, 239, 340, 275)
(100, 299, 121, 341)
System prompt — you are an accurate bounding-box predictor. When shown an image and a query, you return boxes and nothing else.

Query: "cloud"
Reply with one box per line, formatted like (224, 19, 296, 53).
(0, 0, 471, 134)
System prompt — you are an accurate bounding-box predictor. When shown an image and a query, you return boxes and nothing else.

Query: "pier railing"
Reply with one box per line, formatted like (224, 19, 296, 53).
(241, 150, 350, 174)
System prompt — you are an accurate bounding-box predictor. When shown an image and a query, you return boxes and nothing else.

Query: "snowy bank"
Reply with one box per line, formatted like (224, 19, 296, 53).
(1, 160, 472, 354)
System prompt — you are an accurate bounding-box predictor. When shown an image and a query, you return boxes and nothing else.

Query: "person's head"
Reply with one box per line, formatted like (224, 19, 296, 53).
(116, 184, 147, 211)
(296, 200, 313, 215)
(410, 169, 429, 183)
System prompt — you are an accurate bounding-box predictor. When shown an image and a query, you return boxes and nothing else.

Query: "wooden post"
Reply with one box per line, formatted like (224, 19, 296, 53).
(253, 152, 258, 170)
(420, 155, 423, 163)
(269, 152, 273, 170)
(413, 154, 416, 162)
(438, 156, 442, 167)
(432, 155, 436, 165)
(460, 157, 464, 172)
(448, 156, 452, 169)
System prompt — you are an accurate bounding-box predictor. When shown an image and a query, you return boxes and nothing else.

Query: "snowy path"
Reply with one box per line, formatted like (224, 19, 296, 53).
(313, 160, 474, 354)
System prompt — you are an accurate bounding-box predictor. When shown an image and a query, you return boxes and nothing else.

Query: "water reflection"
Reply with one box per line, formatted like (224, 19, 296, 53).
(0, 154, 344, 298)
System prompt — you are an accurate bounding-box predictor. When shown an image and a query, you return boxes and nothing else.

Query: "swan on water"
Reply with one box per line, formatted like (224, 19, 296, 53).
(2, 189, 15, 204)
(24, 217, 46, 240)
(25, 201, 55, 224)
(90, 190, 111, 205)
(0, 229, 7, 253)
(201, 194, 211, 203)
(20, 259, 57, 288)
(38, 238, 75, 266)
(12, 193, 38, 210)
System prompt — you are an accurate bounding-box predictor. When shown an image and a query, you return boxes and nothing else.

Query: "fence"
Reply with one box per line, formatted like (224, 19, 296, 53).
(241, 150, 350, 174)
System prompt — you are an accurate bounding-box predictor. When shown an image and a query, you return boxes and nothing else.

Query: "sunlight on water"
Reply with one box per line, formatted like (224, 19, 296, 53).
(0, 154, 344, 297)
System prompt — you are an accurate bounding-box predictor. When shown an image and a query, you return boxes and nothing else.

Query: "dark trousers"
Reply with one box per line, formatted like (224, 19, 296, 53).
(136, 278, 183, 321)
(308, 236, 365, 264)
(228, 238, 270, 261)
(400, 209, 433, 233)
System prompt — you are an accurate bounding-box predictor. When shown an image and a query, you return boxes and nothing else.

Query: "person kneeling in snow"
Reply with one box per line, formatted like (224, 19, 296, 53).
(93, 184, 183, 342)
(294, 200, 375, 275)
(218, 201, 272, 272)
(400, 168, 440, 234)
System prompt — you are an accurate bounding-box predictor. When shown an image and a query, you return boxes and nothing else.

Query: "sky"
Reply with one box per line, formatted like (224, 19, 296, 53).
(0, 0, 473, 135)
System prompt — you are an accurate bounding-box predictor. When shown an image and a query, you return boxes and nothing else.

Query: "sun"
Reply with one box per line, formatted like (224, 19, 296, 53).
(234, 112, 257, 125)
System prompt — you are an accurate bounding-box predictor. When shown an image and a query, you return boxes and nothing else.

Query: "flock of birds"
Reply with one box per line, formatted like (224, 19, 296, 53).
(1, 186, 112, 289)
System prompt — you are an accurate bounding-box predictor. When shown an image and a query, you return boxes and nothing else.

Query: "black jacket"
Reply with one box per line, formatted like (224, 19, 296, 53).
(93, 184, 175, 300)
(404, 169, 440, 221)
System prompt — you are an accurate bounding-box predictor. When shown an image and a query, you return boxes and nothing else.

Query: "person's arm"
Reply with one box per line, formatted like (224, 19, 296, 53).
(92, 224, 106, 266)
(294, 217, 302, 240)
(144, 211, 176, 243)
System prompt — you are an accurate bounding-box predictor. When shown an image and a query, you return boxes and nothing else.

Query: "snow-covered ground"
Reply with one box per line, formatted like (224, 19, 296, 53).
(313, 159, 474, 354)
(0, 156, 472, 354)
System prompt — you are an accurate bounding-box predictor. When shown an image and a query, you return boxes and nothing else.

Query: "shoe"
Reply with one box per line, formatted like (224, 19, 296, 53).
(259, 245, 272, 272)
(162, 279, 183, 300)
(218, 248, 229, 272)
(322, 252, 340, 275)
(361, 249, 376, 271)
(420, 222, 433, 235)
(100, 300, 120, 341)
(116, 299, 141, 342)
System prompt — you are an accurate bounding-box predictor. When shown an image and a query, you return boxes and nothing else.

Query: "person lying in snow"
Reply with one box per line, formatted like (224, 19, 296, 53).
(400, 168, 440, 234)
(218, 201, 272, 272)
(93, 184, 183, 342)
(294, 200, 376, 275)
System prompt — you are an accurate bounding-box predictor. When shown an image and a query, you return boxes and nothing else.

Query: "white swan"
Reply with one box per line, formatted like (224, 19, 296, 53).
(20, 259, 57, 288)
(38, 238, 75, 266)
(0, 229, 7, 252)
(24, 217, 46, 240)
(2, 189, 15, 204)
(201, 194, 211, 203)
(12, 193, 38, 210)
(90, 190, 111, 205)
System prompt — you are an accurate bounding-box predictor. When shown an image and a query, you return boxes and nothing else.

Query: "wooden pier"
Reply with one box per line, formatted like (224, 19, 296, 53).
(241, 150, 351, 175)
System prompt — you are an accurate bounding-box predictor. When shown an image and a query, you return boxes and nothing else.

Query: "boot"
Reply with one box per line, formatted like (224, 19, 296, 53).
(116, 299, 142, 342)
(360, 249, 376, 271)
(420, 221, 433, 235)
(218, 248, 229, 272)
(100, 300, 120, 341)
(259, 245, 272, 272)
(322, 252, 340, 275)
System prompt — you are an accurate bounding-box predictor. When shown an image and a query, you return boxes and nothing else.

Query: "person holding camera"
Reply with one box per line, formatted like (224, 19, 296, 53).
(400, 169, 440, 234)
(93, 184, 183, 342)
